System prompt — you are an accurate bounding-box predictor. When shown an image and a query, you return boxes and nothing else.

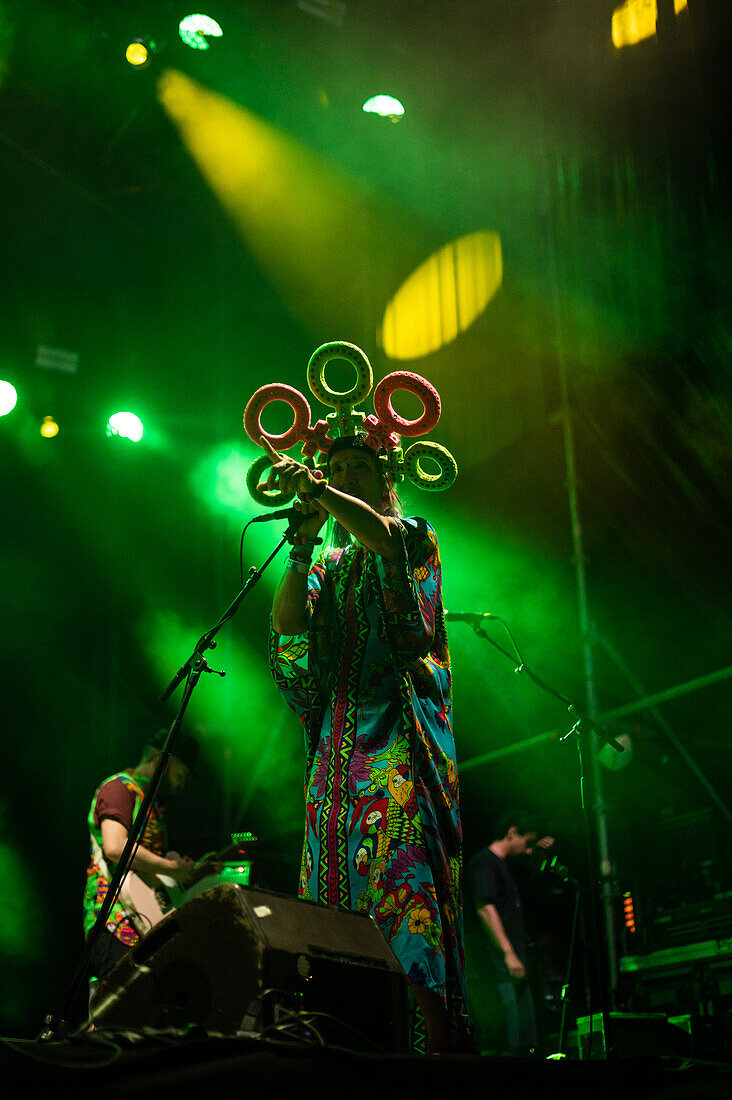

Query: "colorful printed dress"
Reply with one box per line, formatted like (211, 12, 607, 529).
(270, 516, 473, 1049)
(83, 771, 169, 947)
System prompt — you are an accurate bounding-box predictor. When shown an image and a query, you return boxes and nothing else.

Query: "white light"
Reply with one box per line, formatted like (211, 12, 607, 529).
(0, 380, 18, 416)
(107, 411, 144, 442)
(179, 14, 223, 50)
(363, 95, 405, 120)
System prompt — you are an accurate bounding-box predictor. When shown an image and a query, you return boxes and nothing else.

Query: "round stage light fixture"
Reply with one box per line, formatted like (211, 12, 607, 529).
(40, 415, 59, 438)
(362, 95, 405, 121)
(107, 411, 144, 442)
(125, 38, 154, 68)
(179, 14, 223, 50)
(0, 380, 18, 416)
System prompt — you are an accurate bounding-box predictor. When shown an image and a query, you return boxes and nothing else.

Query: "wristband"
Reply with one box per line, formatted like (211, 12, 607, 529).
(286, 557, 311, 574)
(291, 534, 322, 547)
(307, 478, 328, 500)
(289, 545, 314, 562)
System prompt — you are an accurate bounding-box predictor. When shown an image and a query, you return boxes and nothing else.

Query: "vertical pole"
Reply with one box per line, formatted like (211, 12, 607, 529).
(557, 359, 619, 1009)
(223, 744, 233, 838)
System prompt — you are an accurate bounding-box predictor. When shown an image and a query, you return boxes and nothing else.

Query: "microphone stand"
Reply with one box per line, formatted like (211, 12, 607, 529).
(466, 617, 624, 1060)
(40, 515, 301, 1042)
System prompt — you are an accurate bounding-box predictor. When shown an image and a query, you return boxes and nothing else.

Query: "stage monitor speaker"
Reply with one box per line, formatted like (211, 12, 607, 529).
(89, 884, 410, 1052)
(574, 1012, 693, 1060)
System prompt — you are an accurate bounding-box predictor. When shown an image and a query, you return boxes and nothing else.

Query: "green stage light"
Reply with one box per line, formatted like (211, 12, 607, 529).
(107, 411, 144, 442)
(0, 380, 18, 416)
(179, 14, 223, 50)
(362, 95, 405, 121)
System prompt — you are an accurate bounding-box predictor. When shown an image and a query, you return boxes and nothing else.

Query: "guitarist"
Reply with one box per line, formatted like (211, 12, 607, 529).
(83, 729, 199, 998)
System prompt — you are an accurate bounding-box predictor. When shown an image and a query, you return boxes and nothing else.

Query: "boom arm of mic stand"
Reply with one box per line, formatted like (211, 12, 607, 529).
(471, 617, 621, 1053)
(472, 624, 625, 756)
(161, 528, 292, 702)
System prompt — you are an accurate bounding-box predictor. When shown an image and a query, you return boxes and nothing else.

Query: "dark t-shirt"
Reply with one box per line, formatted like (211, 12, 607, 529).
(467, 847, 528, 977)
(93, 778, 137, 831)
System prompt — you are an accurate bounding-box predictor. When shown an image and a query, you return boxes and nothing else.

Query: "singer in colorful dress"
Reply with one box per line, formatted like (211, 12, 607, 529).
(265, 436, 474, 1052)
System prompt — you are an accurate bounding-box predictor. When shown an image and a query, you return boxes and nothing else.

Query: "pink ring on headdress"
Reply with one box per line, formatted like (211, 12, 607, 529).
(244, 383, 311, 451)
(373, 371, 441, 438)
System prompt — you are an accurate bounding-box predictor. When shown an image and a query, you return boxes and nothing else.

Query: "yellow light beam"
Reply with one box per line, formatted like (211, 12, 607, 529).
(612, 0, 688, 50)
(157, 69, 419, 336)
(379, 231, 502, 360)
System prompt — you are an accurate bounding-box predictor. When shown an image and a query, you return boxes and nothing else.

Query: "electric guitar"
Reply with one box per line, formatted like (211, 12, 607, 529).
(118, 833, 257, 935)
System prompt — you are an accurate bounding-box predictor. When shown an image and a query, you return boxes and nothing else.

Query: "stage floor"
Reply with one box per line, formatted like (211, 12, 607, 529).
(2, 1034, 731, 1099)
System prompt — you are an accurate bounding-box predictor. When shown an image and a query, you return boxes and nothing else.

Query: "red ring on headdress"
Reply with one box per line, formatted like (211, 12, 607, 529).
(244, 383, 311, 451)
(372, 371, 441, 438)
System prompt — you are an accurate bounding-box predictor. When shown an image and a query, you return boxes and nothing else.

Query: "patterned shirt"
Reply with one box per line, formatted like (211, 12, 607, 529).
(83, 771, 168, 946)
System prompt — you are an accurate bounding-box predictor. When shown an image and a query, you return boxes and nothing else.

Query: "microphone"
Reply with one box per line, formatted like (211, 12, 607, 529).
(444, 610, 499, 622)
(250, 507, 304, 525)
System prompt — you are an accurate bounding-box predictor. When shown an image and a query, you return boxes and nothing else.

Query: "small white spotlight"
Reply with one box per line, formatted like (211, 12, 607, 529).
(179, 14, 223, 50)
(363, 95, 405, 121)
(107, 411, 144, 442)
(0, 380, 18, 416)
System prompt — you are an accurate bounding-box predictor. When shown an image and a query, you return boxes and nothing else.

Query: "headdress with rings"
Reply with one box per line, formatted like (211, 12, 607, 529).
(243, 341, 458, 508)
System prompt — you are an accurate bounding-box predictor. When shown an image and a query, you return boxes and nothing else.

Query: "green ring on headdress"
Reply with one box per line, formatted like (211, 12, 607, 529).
(307, 341, 374, 410)
(404, 441, 458, 491)
(246, 453, 294, 508)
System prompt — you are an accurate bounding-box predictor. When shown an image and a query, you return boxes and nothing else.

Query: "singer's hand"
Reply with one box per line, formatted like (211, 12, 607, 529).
(257, 437, 319, 496)
(257, 437, 328, 538)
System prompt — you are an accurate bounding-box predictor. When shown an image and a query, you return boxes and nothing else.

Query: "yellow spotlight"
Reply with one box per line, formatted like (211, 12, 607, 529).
(157, 69, 422, 335)
(379, 231, 502, 360)
(612, 0, 688, 49)
(40, 415, 59, 438)
(125, 39, 152, 68)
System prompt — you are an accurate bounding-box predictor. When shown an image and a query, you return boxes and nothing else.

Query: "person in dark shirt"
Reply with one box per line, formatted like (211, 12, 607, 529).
(467, 810, 554, 1055)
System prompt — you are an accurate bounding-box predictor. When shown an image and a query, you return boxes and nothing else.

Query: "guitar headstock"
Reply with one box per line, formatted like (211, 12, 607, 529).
(221, 831, 258, 861)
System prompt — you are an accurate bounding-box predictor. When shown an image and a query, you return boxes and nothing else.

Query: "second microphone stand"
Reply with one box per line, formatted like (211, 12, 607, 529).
(467, 615, 624, 1060)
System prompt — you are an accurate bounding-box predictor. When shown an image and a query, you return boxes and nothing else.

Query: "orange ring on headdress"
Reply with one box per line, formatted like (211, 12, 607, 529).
(373, 371, 441, 438)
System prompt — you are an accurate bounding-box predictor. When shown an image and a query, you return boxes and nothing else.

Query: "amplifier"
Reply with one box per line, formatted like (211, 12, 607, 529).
(572, 1012, 693, 1060)
(89, 884, 410, 1052)
(649, 894, 732, 949)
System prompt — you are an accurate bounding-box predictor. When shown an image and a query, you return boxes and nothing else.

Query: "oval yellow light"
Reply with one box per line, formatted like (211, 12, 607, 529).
(379, 231, 502, 360)
(40, 415, 59, 438)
